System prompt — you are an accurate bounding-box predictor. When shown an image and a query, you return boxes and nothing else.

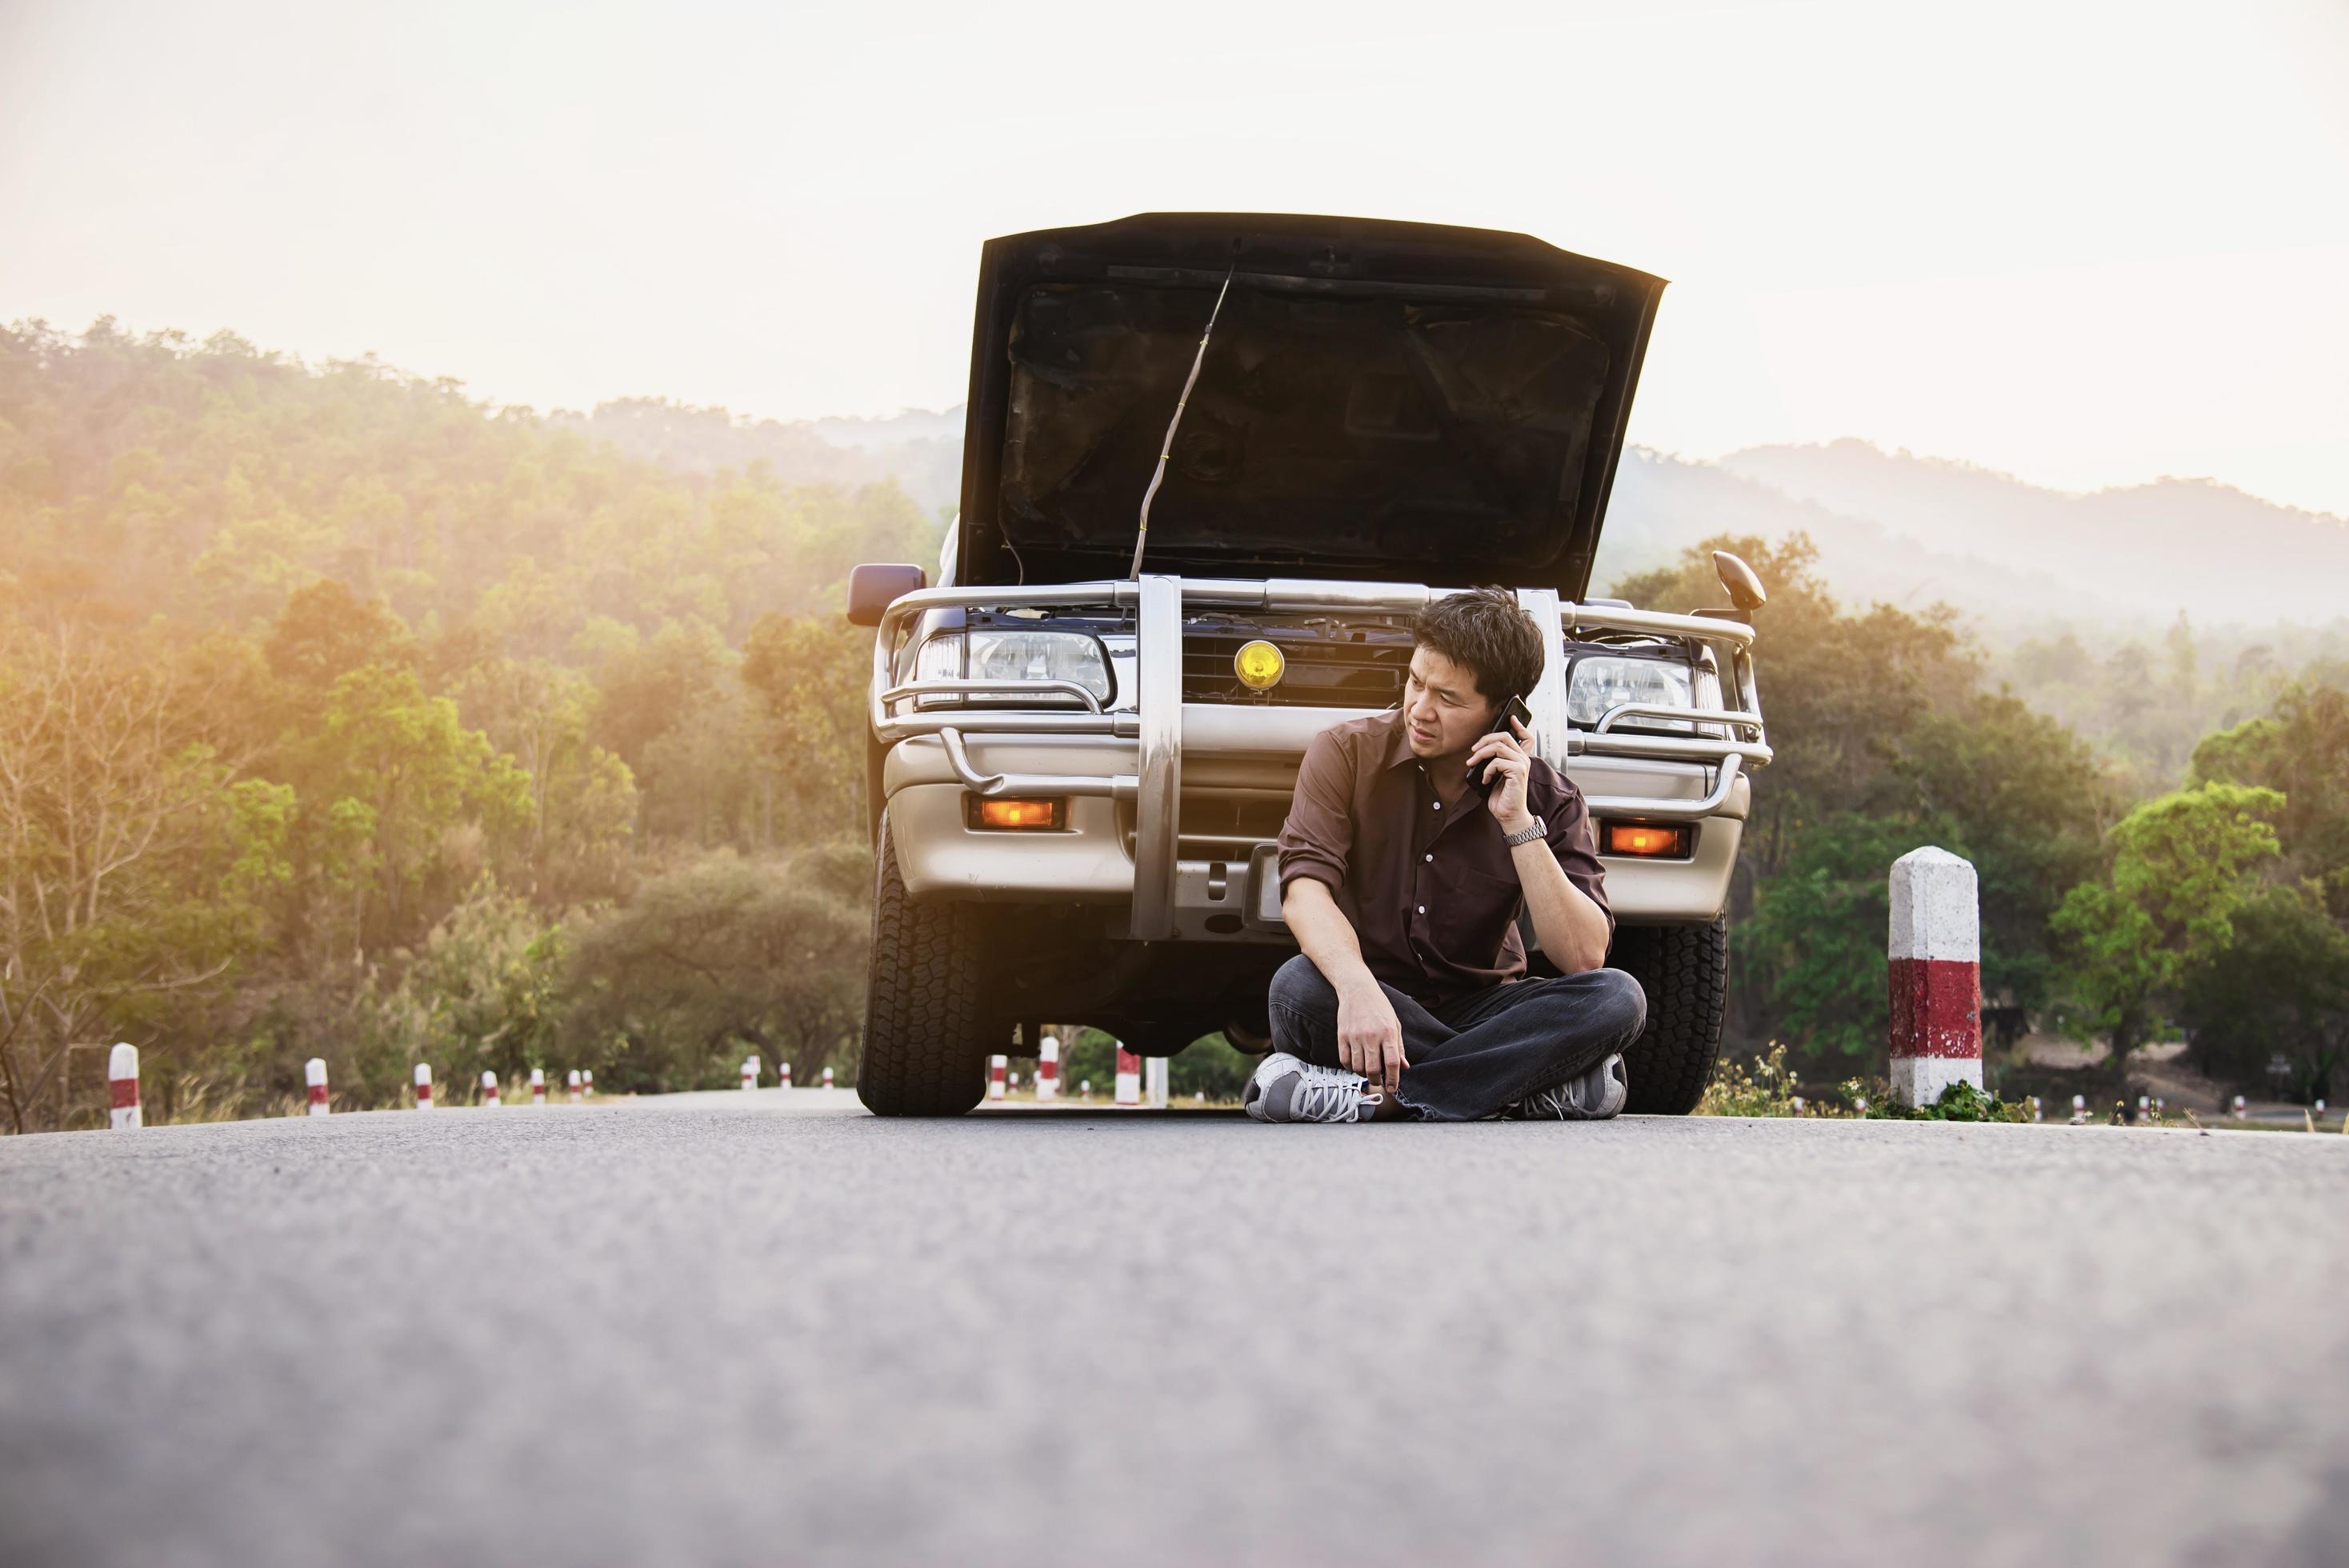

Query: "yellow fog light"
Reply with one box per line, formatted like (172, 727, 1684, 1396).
(1234, 639, 1285, 691)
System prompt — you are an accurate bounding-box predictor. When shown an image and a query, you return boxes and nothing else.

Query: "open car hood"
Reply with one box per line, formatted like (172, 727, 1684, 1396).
(955, 212, 1666, 597)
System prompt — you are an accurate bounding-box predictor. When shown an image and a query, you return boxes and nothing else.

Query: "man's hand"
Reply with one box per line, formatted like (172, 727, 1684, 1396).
(1467, 715, 1536, 834)
(1337, 979, 1406, 1095)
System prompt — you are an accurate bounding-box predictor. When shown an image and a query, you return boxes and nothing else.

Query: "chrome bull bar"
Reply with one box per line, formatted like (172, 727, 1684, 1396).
(870, 576, 1771, 939)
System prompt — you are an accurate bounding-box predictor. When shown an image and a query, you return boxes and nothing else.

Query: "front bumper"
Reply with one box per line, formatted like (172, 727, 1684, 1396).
(871, 575, 1768, 942)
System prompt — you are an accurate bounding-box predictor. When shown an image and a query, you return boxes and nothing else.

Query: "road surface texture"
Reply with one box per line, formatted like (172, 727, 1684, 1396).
(4, 1096, 2345, 1566)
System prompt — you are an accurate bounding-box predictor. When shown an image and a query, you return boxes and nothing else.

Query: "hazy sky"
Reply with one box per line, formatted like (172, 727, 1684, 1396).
(5, 0, 2346, 516)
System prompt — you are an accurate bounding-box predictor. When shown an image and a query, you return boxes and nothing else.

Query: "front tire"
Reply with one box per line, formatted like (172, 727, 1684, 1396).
(858, 811, 989, 1116)
(1610, 918, 1729, 1115)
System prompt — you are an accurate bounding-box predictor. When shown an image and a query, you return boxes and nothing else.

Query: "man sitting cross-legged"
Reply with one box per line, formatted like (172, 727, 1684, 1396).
(1244, 587, 1648, 1125)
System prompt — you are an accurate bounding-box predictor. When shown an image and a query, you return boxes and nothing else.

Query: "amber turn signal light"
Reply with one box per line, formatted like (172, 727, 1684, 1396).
(1601, 822, 1691, 858)
(968, 796, 1067, 831)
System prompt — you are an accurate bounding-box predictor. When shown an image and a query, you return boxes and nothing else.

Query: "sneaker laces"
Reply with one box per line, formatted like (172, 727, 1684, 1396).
(1288, 1061, 1371, 1122)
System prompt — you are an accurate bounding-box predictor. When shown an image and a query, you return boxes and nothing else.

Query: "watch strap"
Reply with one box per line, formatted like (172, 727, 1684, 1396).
(1502, 816, 1547, 847)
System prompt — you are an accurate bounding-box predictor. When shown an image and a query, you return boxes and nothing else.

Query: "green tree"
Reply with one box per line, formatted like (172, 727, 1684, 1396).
(740, 613, 874, 843)
(2192, 680, 2349, 919)
(2050, 782, 2284, 1084)
(284, 664, 532, 952)
(559, 846, 868, 1092)
(0, 626, 287, 1131)
(2179, 882, 2349, 1103)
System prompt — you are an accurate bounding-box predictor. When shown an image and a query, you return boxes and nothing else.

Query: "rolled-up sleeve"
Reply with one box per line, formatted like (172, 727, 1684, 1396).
(1543, 780, 1615, 942)
(1277, 728, 1355, 899)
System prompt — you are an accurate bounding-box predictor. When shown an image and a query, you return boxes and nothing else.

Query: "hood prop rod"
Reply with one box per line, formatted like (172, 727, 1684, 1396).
(1128, 266, 1236, 581)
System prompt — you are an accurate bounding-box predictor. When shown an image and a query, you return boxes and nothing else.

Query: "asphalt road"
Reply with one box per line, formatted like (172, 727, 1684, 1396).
(4, 1095, 2346, 1567)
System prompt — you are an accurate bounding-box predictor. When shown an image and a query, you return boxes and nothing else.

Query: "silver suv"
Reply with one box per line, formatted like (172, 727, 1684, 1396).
(847, 214, 1770, 1116)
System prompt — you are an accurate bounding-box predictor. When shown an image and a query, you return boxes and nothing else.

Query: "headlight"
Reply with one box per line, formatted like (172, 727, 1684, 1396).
(912, 630, 1114, 706)
(1567, 656, 1696, 731)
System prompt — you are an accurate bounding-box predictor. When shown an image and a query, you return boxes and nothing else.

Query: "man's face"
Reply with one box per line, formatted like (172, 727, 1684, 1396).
(1403, 646, 1501, 761)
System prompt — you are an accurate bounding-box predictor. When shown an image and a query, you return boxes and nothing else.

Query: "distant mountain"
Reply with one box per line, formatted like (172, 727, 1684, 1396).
(1713, 440, 2349, 630)
(553, 398, 963, 515)
(1593, 450, 2147, 634)
(570, 402, 2345, 640)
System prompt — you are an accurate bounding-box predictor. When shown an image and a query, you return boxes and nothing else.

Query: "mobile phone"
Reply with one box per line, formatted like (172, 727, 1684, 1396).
(1463, 694, 1535, 798)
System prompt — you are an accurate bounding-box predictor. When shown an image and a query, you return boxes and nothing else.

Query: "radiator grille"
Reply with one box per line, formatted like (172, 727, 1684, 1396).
(1180, 630, 1410, 708)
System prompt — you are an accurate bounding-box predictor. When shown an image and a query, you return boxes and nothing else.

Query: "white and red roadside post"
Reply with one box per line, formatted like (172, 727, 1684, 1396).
(1078, 1079, 1092, 1102)
(2070, 1094, 2087, 1124)
(108, 1043, 142, 1130)
(989, 1055, 1008, 1099)
(1887, 847, 1983, 1110)
(306, 1058, 331, 1117)
(1114, 1046, 1141, 1106)
(821, 1066, 834, 1090)
(482, 1070, 501, 1108)
(1036, 1034, 1060, 1102)
(742, 1054, 760, 1092)
(778, 1061, 792, 1090)
(582, 1070, 594, 1099)
(2232, 1094, 2247, 1120)
(414, 1062, 434, 1110)
(566, 1069, 583, 1104)
(530, 1067, 546, 1106)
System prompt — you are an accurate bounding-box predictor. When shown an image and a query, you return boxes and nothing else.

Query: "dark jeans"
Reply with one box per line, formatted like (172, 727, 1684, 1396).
(1266, 954, 1648, 1122)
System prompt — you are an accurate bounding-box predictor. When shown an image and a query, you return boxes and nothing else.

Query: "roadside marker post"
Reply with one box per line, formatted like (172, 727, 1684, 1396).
(822, 1066, 834, 1090)
(2028, 1095, 2042, 1122)
(414, 1062, 434, 1110)
(567, 1069, 583, 1104)
(1114, 1046, 1141, 1106)
(1145, 1056, 1170, 1109)
(306, 1058, 330, 1117)
(529, 1067, 546, 1106)
(741, 1055, 760, 1093)
(989, 1055, 1008, 1099)
(108, 1043, 141, 1130)
(778, 1062, 792, 1090)
(2071, 1094, 2087, 1125)
(582, 1070, 594, 1099)
(2232, 1095, 2247, 1120)
(1009, 1071, 1020, 1090)
(1887, 847, 1983, 1109)
(481, 1070, 501, 1108)
(1078, 1079, 1091, 1101)
(1037, 1034, 1059, 1102)
(2136, 1094, 2149, 1123)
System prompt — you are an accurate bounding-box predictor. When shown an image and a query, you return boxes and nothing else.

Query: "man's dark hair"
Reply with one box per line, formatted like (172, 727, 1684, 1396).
(1411, 587, 1544, 706)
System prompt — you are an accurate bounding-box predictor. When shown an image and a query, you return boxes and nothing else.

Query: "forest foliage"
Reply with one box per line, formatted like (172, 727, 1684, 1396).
(2, 321, 928, 1130)
(4, 319, 2345, 1129)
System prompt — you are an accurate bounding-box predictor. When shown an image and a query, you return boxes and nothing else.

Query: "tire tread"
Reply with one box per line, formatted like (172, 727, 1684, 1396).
(1614, 918, 1730, 1116)
(858, 814, 987, 1116)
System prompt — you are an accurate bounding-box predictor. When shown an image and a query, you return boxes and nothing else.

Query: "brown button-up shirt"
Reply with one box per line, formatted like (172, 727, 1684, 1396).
(1275, 708, 1614, 1006)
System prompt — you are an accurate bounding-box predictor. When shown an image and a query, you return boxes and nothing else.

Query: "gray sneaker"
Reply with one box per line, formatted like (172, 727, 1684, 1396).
(1499, 1053, 1628, 1121)
(1243, 1052, 1377, 1123)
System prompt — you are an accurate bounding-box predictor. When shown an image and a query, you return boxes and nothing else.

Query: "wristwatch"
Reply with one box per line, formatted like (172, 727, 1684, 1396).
(1502, 815, 1547, 847)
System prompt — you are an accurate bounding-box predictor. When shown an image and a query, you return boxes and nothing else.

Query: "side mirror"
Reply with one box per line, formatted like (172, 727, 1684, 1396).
(1711, 550, 1767, 614)
(846, 562, 927, 627)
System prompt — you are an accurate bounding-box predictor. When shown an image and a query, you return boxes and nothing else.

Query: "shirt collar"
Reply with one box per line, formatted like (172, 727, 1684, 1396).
(1378, 707, 1420, 772)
